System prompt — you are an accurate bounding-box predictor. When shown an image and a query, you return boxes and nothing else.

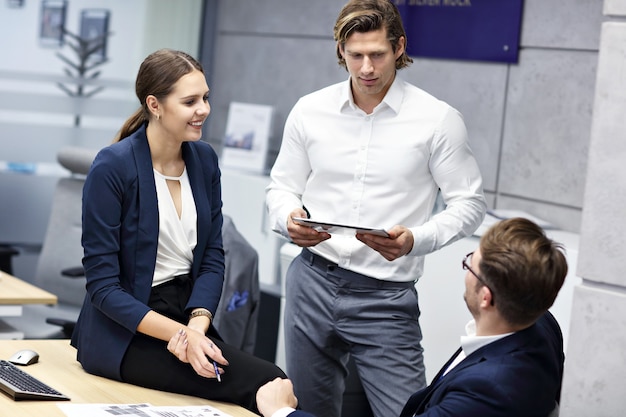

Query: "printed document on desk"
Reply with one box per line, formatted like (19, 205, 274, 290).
(58, 403, 235, 417)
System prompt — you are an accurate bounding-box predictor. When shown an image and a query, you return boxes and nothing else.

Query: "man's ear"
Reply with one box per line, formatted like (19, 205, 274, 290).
(480, 286, 494, 308)
(396, 36, 406, 59)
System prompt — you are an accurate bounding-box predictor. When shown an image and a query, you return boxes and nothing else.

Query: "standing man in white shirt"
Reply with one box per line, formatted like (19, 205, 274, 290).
(265, 1, 486, 416)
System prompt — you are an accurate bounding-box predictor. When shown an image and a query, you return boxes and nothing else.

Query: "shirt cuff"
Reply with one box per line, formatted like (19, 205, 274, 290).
(272, 407, 297, 417)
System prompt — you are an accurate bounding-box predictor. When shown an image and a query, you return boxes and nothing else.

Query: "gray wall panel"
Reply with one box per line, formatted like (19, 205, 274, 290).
(203, 0, 604, 233)
(521, 0, 603, 49)
(499, 49, 596, 208)
(402, 59, 508, 192)
(206, 34, 344, 164)
(559, 13, 626, 414)
(577, 22, 626, 287)
(560, 285, 626, 417)
(605, 0, 626, 15)
(496, 194, 583, 232)
(217, 0, 342, 36)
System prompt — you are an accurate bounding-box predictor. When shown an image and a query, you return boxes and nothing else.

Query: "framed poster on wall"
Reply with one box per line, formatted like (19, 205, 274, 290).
(39, 0, 67, 47)
(80, 9, 111, 63)
(220, 102, 274, 174)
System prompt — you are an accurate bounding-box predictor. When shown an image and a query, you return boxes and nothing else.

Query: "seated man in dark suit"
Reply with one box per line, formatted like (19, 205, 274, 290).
(256, 217, 568, 417)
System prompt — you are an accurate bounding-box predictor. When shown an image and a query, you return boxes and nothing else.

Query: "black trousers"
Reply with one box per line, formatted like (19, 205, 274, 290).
(121, 275, 286, 414)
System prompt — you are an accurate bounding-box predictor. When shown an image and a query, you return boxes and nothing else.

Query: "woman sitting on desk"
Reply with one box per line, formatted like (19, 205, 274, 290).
(71, 48, 286, 413)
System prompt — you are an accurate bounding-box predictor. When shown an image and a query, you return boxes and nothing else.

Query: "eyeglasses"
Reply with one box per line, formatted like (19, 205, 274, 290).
(462, 252, 495, 305)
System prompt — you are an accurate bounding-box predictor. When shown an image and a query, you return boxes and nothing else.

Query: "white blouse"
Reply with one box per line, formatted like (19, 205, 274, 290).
(152, 167, 197, 287)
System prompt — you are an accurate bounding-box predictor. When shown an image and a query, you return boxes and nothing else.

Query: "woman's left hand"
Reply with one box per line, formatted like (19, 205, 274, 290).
(167, 328, 190, 361)
(167, 328, 228, 379)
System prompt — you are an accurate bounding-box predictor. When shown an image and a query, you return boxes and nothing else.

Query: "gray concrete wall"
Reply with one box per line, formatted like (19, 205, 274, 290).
(202, 0, 604, 233)
(204, 1, 626, 411)
(560, 1, 626, 415)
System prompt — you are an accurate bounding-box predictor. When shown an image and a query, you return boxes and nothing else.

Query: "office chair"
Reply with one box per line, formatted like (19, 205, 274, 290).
(0, 244, 19, 274)
(3, 146, 96, 339)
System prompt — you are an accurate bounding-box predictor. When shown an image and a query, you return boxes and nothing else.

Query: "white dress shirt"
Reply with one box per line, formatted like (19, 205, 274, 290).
(271, 407, 297, 417)
(266, 75, 486, 282)
(443, 319, 513, 376)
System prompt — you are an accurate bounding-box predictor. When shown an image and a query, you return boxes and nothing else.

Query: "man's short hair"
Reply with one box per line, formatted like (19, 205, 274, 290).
(333, 0, 413, 70)
(478, 217, 568, 327)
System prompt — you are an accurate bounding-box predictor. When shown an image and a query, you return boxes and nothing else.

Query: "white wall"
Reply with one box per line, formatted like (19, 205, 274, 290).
(0, 0, 203, 280)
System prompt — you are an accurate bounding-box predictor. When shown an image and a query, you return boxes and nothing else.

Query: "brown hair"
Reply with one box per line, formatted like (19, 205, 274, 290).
(333, 0, 413, 71)
(478, 217, 568, 327)
(113, 49, 204, 142)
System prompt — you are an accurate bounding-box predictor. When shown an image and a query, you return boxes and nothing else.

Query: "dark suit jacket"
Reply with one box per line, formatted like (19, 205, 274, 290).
(212, 215, 260, 354)
(287, 312, 564, 417)
(71, 124, 225, 380)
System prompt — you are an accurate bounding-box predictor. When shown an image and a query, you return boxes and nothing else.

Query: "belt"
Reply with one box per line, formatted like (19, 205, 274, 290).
(300, 248, 414, 290)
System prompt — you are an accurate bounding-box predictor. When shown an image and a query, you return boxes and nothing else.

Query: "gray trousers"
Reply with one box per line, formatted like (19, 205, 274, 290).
(285, 249, 426, 417)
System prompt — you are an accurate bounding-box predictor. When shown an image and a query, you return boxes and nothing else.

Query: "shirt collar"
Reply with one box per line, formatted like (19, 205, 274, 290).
(460, 319, 514, 358)
(338, 78, 352, 112)
(339, 74, 404, 115)
(382, 74, 403, 114)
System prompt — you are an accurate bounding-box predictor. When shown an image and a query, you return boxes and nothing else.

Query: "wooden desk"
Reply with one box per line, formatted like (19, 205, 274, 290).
(0, 339, 257, 417)
(0, 272, 58, 339)
(0, 271, 57, 306)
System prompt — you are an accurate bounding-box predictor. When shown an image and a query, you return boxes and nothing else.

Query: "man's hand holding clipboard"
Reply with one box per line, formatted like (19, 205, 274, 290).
(288, 211, 414, 261)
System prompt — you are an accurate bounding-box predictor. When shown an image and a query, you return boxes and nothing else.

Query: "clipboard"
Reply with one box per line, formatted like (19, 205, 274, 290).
(292, 217, 389, 237)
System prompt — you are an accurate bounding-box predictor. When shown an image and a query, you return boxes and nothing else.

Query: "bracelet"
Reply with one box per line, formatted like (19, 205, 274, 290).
(189, 309, 213, 321)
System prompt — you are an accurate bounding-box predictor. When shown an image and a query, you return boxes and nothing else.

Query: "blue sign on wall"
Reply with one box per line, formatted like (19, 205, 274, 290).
(395, 0, 524, 63)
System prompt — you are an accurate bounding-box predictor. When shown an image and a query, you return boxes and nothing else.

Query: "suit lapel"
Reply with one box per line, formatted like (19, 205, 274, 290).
(401, 323, 547, 416)
(129, 126, 159, 302)
(182, 142, 210, 278)
(399, 347, 463, 417)
(413, 328, 539, 415)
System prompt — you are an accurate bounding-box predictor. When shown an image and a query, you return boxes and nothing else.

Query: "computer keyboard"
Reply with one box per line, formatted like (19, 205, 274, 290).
(0, 360, 70, 401)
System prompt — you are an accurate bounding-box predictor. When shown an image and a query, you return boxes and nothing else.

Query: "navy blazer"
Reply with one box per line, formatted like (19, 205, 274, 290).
(71, 125, 225, 380)
(287, 312, 564, 417)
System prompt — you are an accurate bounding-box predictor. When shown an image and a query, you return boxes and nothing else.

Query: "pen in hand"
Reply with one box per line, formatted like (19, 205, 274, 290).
(213, 360, 221, 382)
